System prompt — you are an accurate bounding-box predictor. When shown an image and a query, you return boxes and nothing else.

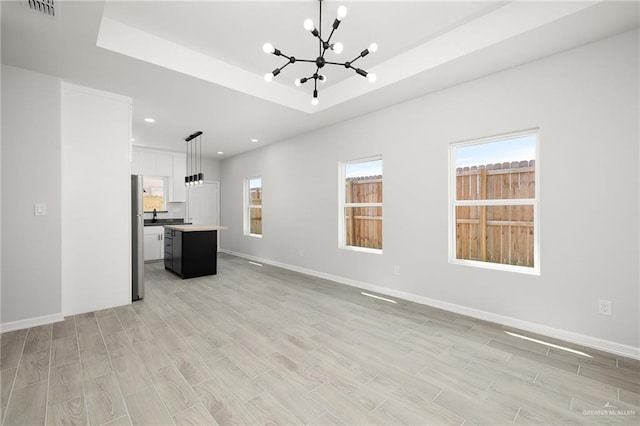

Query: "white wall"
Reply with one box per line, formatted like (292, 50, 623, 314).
(220, 31, 639, 356)
(61, 83, 132, 315)
(1, 65, 63, 329)
(1, 6, 3, 327)
(202, 157, 221, 182)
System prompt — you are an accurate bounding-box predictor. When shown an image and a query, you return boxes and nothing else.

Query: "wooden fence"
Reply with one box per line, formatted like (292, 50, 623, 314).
(247, 162, 533, 262)
(143, 195, 164, 212)
(345, 177, 382, 249)
(456, 160, 535, 267)
(249, 188, 262, 234)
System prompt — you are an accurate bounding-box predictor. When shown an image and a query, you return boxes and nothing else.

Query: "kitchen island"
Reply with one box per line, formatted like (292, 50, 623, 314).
(163, 225, 226, 279)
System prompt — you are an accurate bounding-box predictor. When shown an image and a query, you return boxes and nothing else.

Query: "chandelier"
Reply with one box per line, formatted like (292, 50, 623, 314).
(262, 0, 377, 106)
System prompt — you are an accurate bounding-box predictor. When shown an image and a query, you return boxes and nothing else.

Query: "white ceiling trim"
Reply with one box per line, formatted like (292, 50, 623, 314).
(96, 0, 601, 114)
(316, 0, 602, 110)
(96, 17, 313, 112)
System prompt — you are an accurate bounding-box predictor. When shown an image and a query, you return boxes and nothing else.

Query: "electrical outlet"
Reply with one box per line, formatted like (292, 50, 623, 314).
(34, 203, 46, 216)
(393, 265, 400, 276)
(598, 299, 612, 316)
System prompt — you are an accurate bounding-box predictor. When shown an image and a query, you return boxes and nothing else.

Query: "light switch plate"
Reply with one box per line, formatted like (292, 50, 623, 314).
(34, 203, 46, 216)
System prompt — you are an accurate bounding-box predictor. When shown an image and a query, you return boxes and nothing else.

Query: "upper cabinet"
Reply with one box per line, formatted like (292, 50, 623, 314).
(132, 147, 174, 176)
(132, 146, 186, 202)
(131, 146, 172, 176)
(156, 152, 173, 176)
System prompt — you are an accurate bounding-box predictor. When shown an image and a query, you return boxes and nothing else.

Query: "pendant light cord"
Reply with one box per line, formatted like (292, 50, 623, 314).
(318, 0, 322, 57)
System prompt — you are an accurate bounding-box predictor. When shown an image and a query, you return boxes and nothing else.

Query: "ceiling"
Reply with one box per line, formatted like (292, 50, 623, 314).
(2, 1, 638, 158)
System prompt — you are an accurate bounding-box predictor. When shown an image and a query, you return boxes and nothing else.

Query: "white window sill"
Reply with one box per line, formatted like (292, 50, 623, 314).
(449, 258, 540, 275)
(340, 245, 383, 255)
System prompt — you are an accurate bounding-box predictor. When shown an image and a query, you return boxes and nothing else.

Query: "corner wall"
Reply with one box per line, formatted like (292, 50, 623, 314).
(1, 65, 63, 329)
(220, 31, 640, 356)
(61, 83, 132, 315)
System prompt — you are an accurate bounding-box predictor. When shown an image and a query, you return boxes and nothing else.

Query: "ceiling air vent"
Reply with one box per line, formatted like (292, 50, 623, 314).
(25, 0, 56, 17)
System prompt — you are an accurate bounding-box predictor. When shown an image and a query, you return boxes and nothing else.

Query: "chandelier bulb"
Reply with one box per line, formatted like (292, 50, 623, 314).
(369, 42, 378, 53)
(311, 97, 319, 106)
(318, 75, 327, 83)
(264, 73, 274, 82)
(367, 73, 377, 83)
(333, 42, 344, 54)
(263, 42, 275, 54)
(337, 5, 347, 20)
(295, 78, 302, 87)
(303, 18, 315, 32)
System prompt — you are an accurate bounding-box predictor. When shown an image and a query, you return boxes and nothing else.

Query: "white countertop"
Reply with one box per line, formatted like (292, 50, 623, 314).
(163, 225, 228, 232)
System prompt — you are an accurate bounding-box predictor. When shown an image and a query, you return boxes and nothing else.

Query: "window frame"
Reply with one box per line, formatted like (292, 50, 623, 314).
(448, 129, 540, 275)
(243, 176, 263, 238)
(338, 155, 383, 254)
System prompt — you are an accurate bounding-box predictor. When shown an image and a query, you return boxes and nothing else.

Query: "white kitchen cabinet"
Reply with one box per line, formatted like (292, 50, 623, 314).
(156, 152, 173, 176)
(132, 147, 173, 177)
(137, 150, 156, 176)
(170, 153, 186, 202)
(143, 226, 164, 261)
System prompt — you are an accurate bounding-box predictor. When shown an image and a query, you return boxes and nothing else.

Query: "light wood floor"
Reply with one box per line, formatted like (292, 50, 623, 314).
(1, 253, 639, 425)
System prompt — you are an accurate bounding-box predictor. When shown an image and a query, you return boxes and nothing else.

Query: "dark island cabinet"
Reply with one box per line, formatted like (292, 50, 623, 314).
(164, 228, 217, 279)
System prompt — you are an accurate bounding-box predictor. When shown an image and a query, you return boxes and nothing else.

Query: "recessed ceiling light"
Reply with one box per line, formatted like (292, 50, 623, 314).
(144, 118, 155, 123)
(217, 151, 224, 155)
(251, 138, 259, 143)
(130, 138, 135, 142)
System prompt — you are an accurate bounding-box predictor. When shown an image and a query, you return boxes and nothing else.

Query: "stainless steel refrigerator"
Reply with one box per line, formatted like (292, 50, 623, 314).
(131, 175, 144, 301)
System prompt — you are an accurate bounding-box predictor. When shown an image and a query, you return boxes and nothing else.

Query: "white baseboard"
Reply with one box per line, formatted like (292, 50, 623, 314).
(0, 312, 64, 333)
(220, 248, 640, 360)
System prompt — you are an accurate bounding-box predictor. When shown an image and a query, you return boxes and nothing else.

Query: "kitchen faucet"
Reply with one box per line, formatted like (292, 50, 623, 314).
(152, 208, 157, 223)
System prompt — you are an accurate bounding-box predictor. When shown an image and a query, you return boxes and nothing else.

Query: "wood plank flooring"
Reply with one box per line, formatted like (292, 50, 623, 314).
(1, 253, 639, 425)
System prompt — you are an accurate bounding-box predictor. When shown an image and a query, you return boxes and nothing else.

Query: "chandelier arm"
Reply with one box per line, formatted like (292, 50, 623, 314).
(278, 52, 294, 61)
(325, 27, 337, 45)
(353, 67, 368, 77)
(348, 55, 363, 66)
(295, 59, 319, 63)
(323, 61, 347, 66)
(300, 74, 314, 84)
(276, 61, 294, 74)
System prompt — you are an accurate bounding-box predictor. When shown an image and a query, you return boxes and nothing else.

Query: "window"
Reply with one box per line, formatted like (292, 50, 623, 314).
(143, 176, 167, 212)
(339, 156, 383, 252)
(450, 130, 539, 273)
(244, 177, 262, 237)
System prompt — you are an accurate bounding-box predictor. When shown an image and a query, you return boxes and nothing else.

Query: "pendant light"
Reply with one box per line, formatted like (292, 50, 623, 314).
(185, 131, 204, 186)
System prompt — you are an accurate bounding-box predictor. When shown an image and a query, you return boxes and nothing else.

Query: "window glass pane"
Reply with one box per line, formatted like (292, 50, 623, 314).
(345, 207, 382, 250)
(455, 205, 534, 267)
(455, 135, 535, 201)
(249, 178, 262, 206)
(345, 159, 383, 203)
(143, 176, 165, 212)
(249, 207, 262, 235)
